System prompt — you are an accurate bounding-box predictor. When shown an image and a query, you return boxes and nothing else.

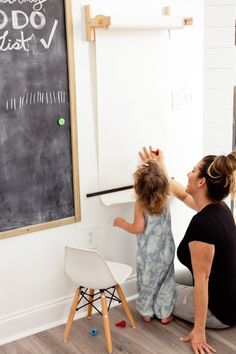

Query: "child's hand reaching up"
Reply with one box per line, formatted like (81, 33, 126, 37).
(113, 217, 126, 228)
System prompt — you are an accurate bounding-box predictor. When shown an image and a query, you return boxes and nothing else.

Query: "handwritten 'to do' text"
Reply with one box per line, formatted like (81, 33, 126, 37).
(0, 1, 58, 52)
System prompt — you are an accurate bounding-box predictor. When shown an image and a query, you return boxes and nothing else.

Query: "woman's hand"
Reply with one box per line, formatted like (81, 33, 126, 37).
(139, 146, 162, 162)
(180, 329, 216, 354)
(139, 145, 165, 166)
(139, 146, 152, 161)
(139, 146, 167, 176)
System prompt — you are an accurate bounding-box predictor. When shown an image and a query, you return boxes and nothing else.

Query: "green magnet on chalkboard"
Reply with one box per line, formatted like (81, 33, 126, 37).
(57, 118, 65, 126)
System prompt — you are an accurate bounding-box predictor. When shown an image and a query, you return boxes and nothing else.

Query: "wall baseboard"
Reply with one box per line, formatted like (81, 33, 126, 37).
(0, 275, 137, 346)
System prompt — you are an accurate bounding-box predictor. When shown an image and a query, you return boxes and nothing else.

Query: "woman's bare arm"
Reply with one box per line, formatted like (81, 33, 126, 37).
(180, 241, 216, 354)
(169, 179, 197, 210)
(139, 146, 197, 210)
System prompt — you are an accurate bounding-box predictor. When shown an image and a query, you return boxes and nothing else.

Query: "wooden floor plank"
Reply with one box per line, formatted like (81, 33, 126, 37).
(0, 300, 235, 353)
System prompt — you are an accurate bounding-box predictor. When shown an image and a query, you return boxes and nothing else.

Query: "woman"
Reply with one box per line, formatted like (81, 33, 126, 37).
(139, 147, 236, 354)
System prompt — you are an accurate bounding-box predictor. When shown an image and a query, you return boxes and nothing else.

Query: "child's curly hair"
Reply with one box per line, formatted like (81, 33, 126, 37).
(134, 159, 169, 215)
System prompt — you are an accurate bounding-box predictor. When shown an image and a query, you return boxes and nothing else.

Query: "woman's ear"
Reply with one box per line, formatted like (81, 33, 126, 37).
(198, 177, 206, 188)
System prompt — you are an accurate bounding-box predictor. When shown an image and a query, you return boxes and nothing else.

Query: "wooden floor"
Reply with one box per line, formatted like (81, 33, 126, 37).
(1, 300, 236, 354)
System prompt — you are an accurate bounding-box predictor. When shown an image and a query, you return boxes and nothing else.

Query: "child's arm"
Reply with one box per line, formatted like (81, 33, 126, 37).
(113, 202, 145, 234)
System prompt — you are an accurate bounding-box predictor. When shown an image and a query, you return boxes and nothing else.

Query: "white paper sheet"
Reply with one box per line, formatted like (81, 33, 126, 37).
(100, 188, 135, 206)
(95, 28, 173, 194)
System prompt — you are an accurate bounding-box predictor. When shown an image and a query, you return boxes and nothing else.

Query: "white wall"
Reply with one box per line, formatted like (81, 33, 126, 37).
(203, 0, 236, 155)
(0, 0, 203, 344)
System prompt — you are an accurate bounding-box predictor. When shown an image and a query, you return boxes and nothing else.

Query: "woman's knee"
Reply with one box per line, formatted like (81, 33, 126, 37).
(175, 268, 193, 286)
(172, 284, 195, 323)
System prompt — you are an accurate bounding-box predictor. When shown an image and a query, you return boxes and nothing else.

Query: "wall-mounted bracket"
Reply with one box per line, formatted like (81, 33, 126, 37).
(184, 17, 193, 26)
(162, 7, 193, 40)
(163, 6, 193, 25)
(85, 5, 110, 42)
(163, 6, 171, 16)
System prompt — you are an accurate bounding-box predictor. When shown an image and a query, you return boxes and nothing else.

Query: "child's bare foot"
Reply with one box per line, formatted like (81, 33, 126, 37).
(160, 315, 174, 324)
(142, 316, 152, 323)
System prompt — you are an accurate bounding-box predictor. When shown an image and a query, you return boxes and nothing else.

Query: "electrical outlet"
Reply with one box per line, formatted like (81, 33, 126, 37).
(172, 90, 193, 110)
(84, 226, 98, 249)
(88, 231, 96, 248)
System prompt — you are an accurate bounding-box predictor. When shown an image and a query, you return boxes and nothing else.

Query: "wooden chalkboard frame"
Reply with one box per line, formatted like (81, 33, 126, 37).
(0, 0, 80, 240)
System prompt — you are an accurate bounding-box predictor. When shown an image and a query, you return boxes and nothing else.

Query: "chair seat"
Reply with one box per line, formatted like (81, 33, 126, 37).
(63, 246, 136, 353)
(64, 247, 133, 289)
(106, 261, 132, 285)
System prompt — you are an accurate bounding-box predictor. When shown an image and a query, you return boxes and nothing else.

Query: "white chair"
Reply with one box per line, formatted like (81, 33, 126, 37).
(63, 247, 136, 353)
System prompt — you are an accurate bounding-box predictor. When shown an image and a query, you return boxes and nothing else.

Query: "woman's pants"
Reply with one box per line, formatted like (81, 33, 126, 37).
(173, 269, 229, 329)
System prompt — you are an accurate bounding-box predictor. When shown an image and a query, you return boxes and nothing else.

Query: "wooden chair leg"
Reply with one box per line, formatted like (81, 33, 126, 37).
(64, 287, 81, 342)
(87, 288, 94, 318)
(115, 284, 136, 328)
(100, 290, 112, 354)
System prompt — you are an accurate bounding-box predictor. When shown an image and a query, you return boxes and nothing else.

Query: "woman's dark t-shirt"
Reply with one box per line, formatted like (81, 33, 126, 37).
(177, 202, 236, 326)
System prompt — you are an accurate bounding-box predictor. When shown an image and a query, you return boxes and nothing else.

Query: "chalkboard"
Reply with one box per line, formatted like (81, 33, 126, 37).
(0, 0, 80, 239)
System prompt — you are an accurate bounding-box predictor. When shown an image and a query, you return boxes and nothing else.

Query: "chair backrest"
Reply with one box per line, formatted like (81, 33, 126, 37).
(64, 247, 117, 289)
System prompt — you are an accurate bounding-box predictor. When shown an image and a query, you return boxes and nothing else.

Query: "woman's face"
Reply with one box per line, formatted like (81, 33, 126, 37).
(186, 160, 203, 196)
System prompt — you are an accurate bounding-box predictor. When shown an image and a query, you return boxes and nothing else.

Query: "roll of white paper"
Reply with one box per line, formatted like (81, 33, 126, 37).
(109, 15, 185, 31)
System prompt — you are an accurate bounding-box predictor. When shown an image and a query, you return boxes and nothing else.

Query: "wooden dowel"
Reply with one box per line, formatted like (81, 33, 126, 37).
(86, 185, 133, 198)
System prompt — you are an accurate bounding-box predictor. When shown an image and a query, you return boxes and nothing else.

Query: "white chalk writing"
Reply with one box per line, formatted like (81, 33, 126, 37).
(0, 30, 34, 51)
(0, 0, 47, 12)
(0, 0, 58, 52)
(40, 19, 58, 49)
(5, 90, 67, 111)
